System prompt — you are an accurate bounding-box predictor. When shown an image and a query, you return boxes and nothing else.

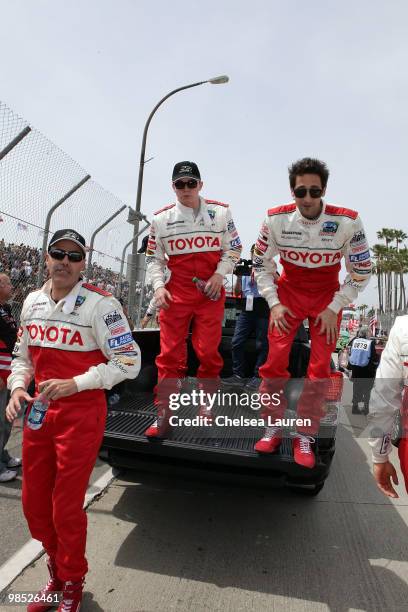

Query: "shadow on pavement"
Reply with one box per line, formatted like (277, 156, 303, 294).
(107, 422, 408, 611)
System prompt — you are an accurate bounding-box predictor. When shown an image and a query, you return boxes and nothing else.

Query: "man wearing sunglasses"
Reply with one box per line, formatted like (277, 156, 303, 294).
(6, 229, 141, 611)
(145, 161, 242, 436)
(253, 157, 371, 468)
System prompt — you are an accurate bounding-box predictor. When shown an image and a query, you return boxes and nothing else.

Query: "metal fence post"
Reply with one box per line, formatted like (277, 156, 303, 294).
(116, 222, 150, 299)
(0, 126, 32, 161)
(135, 257, 148, 328)
(86, 205, 127, 281)
(37, 174, 91, 286)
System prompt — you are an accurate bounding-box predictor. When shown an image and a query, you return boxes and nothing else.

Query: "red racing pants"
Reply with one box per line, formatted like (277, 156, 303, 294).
(398, 439, 408, 493)
(398, 394, 408, 493)
(259, 282, 342, 435)
(156, 293, 225, 398)
(22, 392, 107, 581)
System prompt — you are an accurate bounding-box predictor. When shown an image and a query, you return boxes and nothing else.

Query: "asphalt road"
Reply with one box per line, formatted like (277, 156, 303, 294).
(1, 401, 408, 611)
(0, 417, 112, 566)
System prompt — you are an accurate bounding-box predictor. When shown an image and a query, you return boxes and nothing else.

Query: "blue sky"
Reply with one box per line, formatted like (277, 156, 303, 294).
(1, 0, 407, 306)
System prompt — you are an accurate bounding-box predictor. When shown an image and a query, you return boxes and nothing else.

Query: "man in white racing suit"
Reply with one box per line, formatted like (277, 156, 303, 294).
(368, 316, 408, 498)
(6, 229, 141, 611)
(145, 160, 242, 436)
(253, 157, 371, 468)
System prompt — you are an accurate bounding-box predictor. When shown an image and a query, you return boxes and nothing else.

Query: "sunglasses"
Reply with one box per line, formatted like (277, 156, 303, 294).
(173, 179, 199, 190)
(293, 186, 323, 199)
(49, 248, 84, 262)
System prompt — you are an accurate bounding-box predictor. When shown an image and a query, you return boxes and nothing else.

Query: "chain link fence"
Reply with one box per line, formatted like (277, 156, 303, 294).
(0, 101, 152, 324)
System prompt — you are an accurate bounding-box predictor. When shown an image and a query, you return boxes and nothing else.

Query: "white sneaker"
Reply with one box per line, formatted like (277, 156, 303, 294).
(7, 457, 22, 469)
(0, 469, 17, 482)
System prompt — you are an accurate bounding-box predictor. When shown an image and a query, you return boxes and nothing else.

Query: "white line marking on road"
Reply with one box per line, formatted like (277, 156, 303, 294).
(0, 467, 118, 593)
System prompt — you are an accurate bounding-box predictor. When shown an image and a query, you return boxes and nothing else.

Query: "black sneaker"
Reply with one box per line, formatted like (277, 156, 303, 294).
(222, 375, 246, 387)
(246, 376, 260, 391)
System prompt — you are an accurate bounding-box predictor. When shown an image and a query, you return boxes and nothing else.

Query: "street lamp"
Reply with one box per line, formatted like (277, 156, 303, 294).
(127, 75, 229, 315)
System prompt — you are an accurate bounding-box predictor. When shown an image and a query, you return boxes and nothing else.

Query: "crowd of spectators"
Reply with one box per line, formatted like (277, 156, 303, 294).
(0, 240, 152, 324)
(0, 240, 41, 323)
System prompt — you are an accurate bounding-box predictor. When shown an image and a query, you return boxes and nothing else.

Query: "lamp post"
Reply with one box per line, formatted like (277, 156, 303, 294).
(127, 75, 229, 315)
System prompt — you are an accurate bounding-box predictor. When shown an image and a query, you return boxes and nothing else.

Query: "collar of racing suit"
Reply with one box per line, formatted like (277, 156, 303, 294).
(42, 278, 83, 315)
(175, 197, 213, 228)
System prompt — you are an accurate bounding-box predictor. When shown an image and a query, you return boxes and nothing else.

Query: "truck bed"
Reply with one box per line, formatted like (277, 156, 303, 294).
(102, 390, 337, 489)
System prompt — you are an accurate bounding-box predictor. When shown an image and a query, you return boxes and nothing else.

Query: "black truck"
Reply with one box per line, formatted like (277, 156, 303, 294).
(101, 294, 341, 496)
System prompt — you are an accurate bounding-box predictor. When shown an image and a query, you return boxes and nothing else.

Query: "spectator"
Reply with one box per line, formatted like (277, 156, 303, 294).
(0, 273, 20, 483)
(23, 260, 33, 277)
(223, 245, 269, 390)
(10, 266, 19, 283)
(349, 327, 379, 414)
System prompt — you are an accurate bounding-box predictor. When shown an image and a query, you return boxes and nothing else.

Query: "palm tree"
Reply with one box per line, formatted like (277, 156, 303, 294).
(377, 228, 396, 248)
(391, 232, 408, 311)
(358, 304, 369, 320)
(394, 248, 408, 310)
(373, 229, 408, 312)
(394, 230, 408, 252)
(371, 243, 388, 313)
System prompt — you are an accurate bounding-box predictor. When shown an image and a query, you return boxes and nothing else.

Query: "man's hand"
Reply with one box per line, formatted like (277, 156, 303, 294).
(270, 303, 295, 335)
(204, 273, 223, 300)
(141, 315, 151, 329)
(233, 275, 242, 297)
(6, 387, 33, 422)
(154, 287, 173, 310)
(38, 379, 78, 401)
(315, 307, 339, 344)
(373, 461, 399, 498)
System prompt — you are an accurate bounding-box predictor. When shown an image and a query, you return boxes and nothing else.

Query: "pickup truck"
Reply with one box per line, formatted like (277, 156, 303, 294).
(100, 297, 340, 495)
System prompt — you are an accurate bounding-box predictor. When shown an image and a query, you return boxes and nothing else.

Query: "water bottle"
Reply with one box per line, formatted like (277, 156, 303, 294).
(192, 277, 220, 301)
(27, 394, 50, 430)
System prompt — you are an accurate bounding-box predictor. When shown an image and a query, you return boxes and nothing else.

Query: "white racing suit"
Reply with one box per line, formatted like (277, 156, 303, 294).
(368, 316, 408, 490)
(253, 201, 371, 434)
(8, 279, 141, 581)
(146, 197, 241, 387)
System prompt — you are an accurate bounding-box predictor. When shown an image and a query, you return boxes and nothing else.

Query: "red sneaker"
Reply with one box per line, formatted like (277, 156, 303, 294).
(293, 434, 316, 468)
(27, 557, 62, 612)
(57, 579, 84, 612)
(144, 406, 171, 438)
(254, 427, 282, 454)
(144, 417, 171, 438)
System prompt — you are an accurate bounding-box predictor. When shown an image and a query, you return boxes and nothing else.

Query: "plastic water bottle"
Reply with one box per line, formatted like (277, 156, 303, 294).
(192, 277, 220, 301)
(27, 394, 50, 430)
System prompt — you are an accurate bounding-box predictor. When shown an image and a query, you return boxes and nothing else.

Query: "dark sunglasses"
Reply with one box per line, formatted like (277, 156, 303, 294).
(173, 179, 199, 190)
(49, 248, 84, 262)
(293, 186, 323, 199)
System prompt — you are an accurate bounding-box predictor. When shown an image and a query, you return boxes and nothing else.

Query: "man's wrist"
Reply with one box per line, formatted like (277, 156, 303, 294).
(327, 299, 341, 315)
(372, 456, 389, 464)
